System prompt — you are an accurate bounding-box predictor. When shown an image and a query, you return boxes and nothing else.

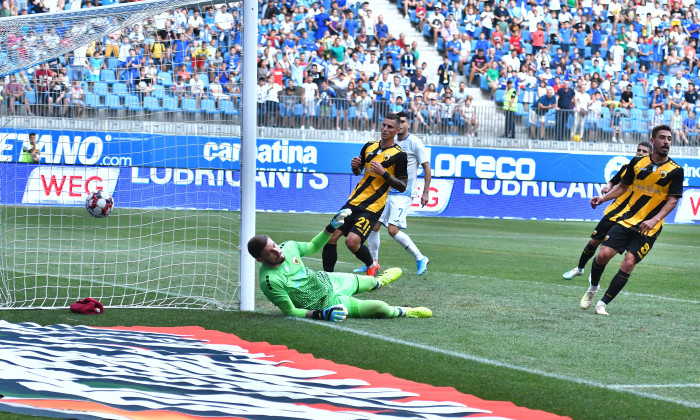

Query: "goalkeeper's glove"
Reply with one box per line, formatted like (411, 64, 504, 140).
(313, 304, 348, 322)
(330, 208, 352, 229)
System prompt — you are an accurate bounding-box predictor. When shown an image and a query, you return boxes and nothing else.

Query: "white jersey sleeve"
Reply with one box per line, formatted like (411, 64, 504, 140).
(390, 134, 429, 197)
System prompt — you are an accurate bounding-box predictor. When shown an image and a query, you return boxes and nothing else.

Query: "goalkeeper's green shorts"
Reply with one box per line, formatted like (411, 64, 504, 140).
(326, 272, 360, 308)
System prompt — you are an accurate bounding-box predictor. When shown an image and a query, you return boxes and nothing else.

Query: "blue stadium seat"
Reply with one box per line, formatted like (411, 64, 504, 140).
(152, 85, 166, 99)
(632, 118, 647, 135)
(163, 96, 180, 112)
(125, 94, 142, 112)
(100, 69, 116, 83)
(157, 72, 173, 87)
(105, 94, 123, 111)
(200, 98, 218, 115)
(631, 84, 647, 99)
(144, 96, 162, 112)
(85, 93, 104, 109)
(220, 99, 239, 117)
(182, 97, 201, 114)
(494, 89, 506, 104)
(107, 58, 120, 70)
(112, 82, 129, 97)
(93, 82, 108, 97)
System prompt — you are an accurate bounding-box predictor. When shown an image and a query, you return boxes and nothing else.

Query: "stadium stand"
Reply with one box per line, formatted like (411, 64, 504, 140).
(2, 0, 700, 145)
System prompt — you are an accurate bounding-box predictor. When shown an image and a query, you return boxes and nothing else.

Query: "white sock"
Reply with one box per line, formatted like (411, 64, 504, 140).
(393, 231, 423, 260)
(367, 230, 380, 261)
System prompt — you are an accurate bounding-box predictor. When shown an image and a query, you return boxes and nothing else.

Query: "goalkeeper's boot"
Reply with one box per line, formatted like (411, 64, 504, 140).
(353, 265, 368, 273)
(375, 267, 401, 288)
(416, 256, 429, 275)
(400, 307, 433, 318)
(580, 284, 600, 310)
(562, 267, 584, 280)
(594, 301, 610, 316)
(366, 260, 381, 277)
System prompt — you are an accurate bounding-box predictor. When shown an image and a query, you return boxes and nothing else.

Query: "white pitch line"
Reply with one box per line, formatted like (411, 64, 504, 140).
(296, 318, 700, 409)
(611, 384, 700, 389)
(307, 258, 700, 305)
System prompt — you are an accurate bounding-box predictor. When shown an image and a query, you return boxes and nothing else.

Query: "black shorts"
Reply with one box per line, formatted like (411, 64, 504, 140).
(591, 217, 617, 241)
(602, 223, 657, 263)
(336, 99, 348, 110)
(336, 204, 380, 244)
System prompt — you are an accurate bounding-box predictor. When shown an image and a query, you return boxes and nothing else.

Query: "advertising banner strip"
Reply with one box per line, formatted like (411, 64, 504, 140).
(3, 130, 700, 186)
(0, 321, 570, 420)
(5, 164, 697, 224)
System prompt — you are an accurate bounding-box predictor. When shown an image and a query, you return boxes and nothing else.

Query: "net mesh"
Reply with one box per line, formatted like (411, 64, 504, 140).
(0, 0, 223, 78)
(0, 0, 244, 310)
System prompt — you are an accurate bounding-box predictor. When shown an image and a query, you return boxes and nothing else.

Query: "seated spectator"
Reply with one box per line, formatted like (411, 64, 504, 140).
(135, 67, 155, 99)
(172, 76, 187, 105)
(5, 73, 33, 116)
(69, 80, 85, 118)
(427, 5, 445, 44)
(620, 84, 635, 109)
(177, 64, 192, 82)
(671, 107, 685, 144)
(440, 96, 457, 135)
(425, 96, 441, 134)
(209, 74, 230, 106)
(587, 91, 603, 142)
(649, 86, 667, 111)
(409, 94, 430, 133)
(650, 106, 665, 130)
(48, 72, 70, 117)
(486, 61, 500, 100)
(683, 110, 698, 145)
(530, 87, 556, 139)
(189, 72, 206, 108)
(468, 49, 489, 87)
(668, 83, 684, 110)
(459, 96, 478, 137)
(683, 83, 698, 111)
(610, 109, 623, 143)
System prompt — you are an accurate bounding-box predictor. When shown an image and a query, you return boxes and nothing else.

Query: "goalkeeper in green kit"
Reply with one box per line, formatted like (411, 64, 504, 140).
(247, 209, 432, 321)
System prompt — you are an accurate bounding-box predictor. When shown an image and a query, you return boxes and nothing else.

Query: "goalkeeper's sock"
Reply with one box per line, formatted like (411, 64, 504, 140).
(397, 307, 405, 317)
(590, 258, 606, 287)
(367, 230, 380, 260)
(393, 231, 424, 260)
(352, 244, 374, 267)
(577, 242, 597, 270)
(601, 270, 630, 304)
(322, 243, 337, 272)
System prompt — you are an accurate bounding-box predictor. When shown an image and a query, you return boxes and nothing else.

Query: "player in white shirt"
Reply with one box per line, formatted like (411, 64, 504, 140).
(355, 111, 432, 276)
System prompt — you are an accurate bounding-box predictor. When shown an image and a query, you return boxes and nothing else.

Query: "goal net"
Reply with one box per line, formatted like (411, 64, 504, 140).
(0, 0, 252, 310)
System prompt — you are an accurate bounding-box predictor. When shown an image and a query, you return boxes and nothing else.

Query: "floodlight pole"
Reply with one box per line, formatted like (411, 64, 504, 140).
(239, 0, 258, 311)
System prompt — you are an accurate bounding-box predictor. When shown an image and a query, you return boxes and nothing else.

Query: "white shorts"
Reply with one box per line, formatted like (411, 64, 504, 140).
(379, 194, 413, 229)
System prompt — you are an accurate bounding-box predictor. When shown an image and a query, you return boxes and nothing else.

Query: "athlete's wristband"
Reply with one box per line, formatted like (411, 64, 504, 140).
(311, 310, 322, 320)
(381, 171, 391, 180)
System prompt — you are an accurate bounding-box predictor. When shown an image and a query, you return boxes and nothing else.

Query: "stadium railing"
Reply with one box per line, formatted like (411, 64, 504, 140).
(4, 94, 699, 147)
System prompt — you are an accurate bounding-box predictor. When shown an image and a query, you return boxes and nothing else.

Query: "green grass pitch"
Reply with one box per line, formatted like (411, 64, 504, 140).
(1, 211, 698, 420)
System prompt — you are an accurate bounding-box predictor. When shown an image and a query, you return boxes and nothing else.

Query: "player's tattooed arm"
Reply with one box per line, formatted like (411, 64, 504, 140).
(382, 173, 407, 192)
(369, 161, 407, 192)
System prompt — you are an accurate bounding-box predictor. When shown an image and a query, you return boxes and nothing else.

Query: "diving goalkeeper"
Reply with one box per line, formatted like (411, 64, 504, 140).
(247, 209, 432, 321)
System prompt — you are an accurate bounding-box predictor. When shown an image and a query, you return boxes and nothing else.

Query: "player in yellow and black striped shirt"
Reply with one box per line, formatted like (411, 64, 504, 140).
(562, 142, 651, 280)
(580, 125, 684, 315)
(322, 114, 408, 276)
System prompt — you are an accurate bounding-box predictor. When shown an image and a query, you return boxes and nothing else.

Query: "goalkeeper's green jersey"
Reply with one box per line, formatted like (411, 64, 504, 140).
(259, 232, 333, 317)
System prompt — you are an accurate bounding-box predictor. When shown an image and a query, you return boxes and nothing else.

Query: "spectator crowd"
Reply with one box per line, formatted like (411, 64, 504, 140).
(1, 0, 700, 145)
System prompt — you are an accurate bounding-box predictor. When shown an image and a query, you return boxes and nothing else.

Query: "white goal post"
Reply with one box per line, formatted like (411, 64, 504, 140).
(0, 0, 258, 311)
